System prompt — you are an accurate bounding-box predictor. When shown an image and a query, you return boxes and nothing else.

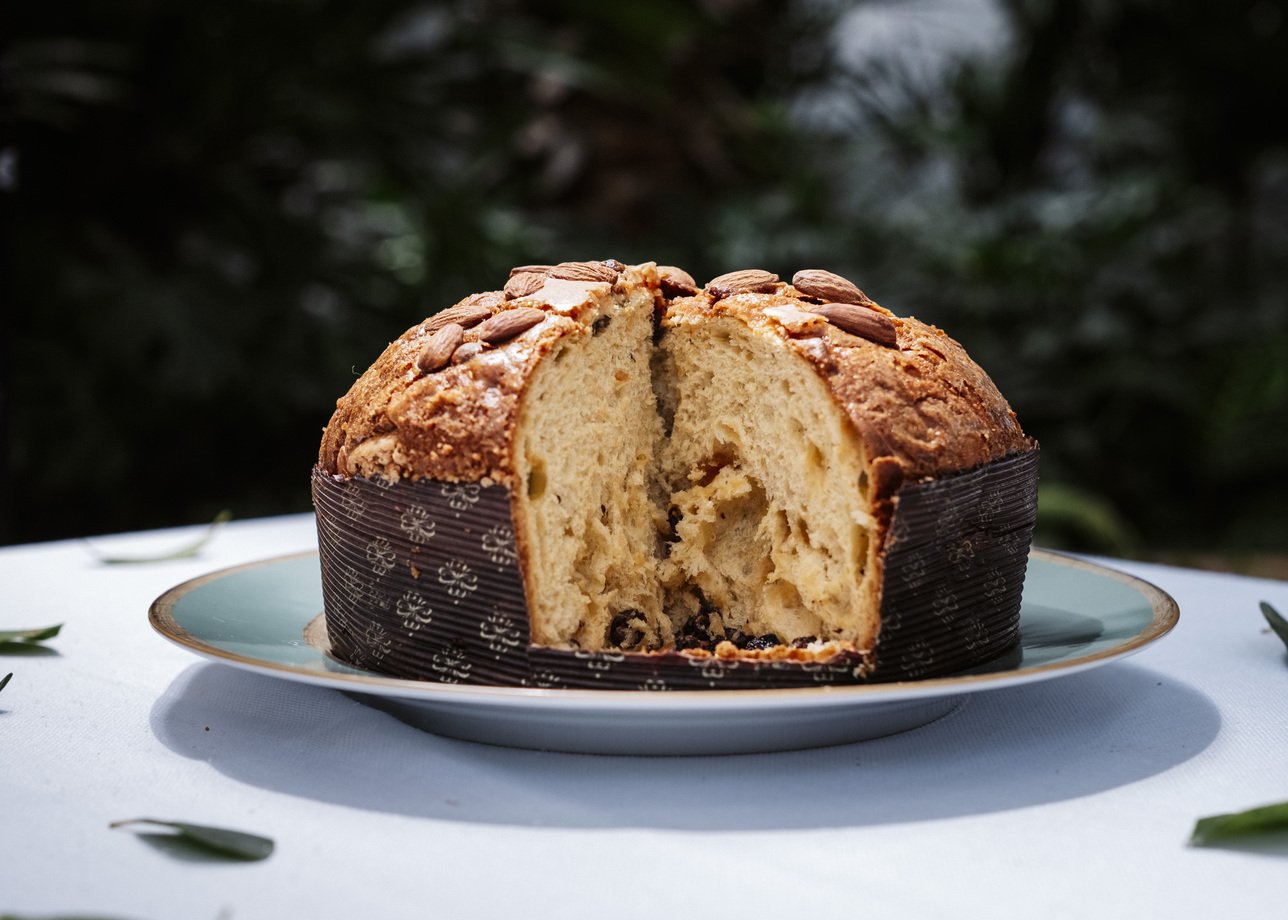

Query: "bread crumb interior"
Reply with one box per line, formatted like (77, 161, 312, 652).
(659, 318, 879, 651)
(514, 289, 669, 649)
(515, 299, 880, 656)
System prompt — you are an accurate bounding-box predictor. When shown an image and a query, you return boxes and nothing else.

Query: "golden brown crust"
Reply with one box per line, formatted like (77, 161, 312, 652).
(321, 264, 1032, 496)
(663, 283, 1033, 487)
(318, 265, 657, 487)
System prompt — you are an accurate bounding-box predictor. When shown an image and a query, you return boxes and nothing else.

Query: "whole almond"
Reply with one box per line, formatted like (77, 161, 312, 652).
(424, 300, 494, 334)
(458, 290, 506, 309)
(548, 261, 620, 283)
(477, 307, 546, 344)
(509, 264, 552, 277)
(812, 303, 898, 347)
(792, 269, 872, 306)
(504, 271, 547, 300)
(657, 265, 697, 297)
(451, 340, 483, 365)
(416, 323, 465, 374)
(706, 269, 779, 299)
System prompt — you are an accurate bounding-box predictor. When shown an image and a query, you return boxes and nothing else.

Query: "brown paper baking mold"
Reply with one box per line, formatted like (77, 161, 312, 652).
(312, 448, 1038, 690)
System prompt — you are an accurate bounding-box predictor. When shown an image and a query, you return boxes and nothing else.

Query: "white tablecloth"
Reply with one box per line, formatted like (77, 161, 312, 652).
(2, 514, 1286, 918)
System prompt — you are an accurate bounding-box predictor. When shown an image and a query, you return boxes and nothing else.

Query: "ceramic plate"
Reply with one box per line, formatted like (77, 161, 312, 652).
(149, 550, 1177, 755)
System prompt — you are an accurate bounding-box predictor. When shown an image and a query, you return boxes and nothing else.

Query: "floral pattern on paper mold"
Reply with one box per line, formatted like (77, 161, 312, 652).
(395, 589, 433, 632)
(437, 559, 478, 600)
(440, 482, 481, 513)
(481, 525, 517, 566)
(399, 505, 437, 544)
(480, 613, 522, 659)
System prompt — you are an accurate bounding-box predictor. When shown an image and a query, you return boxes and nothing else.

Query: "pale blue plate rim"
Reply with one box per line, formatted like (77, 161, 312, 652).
(148, 548, 1179, 712)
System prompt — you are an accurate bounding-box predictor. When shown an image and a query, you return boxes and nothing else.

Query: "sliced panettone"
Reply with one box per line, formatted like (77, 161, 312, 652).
(313, 261, 1038, 688)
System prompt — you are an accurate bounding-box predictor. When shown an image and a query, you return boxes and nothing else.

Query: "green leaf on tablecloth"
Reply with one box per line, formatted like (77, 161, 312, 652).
(0, 672, 11, 693)
(109, 817, 274, 861)
(84, 510, 233, 564)
(0, 623, 62, 650)
(1261, 602, 1288, 652)
(1191, 800, 1288, 846)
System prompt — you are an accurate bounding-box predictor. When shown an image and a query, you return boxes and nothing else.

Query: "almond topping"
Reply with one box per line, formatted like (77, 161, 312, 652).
(504, 271, 547, 300)
(706, 268, 779, 299)
(657, 265, 698, 297)
(450, 340, 483, 365)
(548, 261, 620, 283)
(424, 301, 494, 334)
(416, 323, 465, 374)
(476, 307, 546, 344)
(791, 269, 872, 306)
(811, 303, 898, 347)
(457, 290, 506, 309)
(509, 264, 552, 277)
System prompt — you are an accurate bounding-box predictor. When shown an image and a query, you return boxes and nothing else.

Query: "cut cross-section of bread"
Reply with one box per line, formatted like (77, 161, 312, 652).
(657, 311, 879, 656)
(313, 261, 1039, 688)
(509, 271, 669, 652)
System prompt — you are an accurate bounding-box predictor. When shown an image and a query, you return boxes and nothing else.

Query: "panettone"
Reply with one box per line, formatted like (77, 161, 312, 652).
(313, 260, 1038, 689)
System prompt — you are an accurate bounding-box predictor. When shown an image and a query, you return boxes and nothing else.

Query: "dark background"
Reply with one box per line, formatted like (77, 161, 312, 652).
(3, 0, 1286, 567)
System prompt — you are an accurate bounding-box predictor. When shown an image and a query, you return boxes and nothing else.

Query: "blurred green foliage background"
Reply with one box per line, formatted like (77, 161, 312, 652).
(2, 0, 1286, 563)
